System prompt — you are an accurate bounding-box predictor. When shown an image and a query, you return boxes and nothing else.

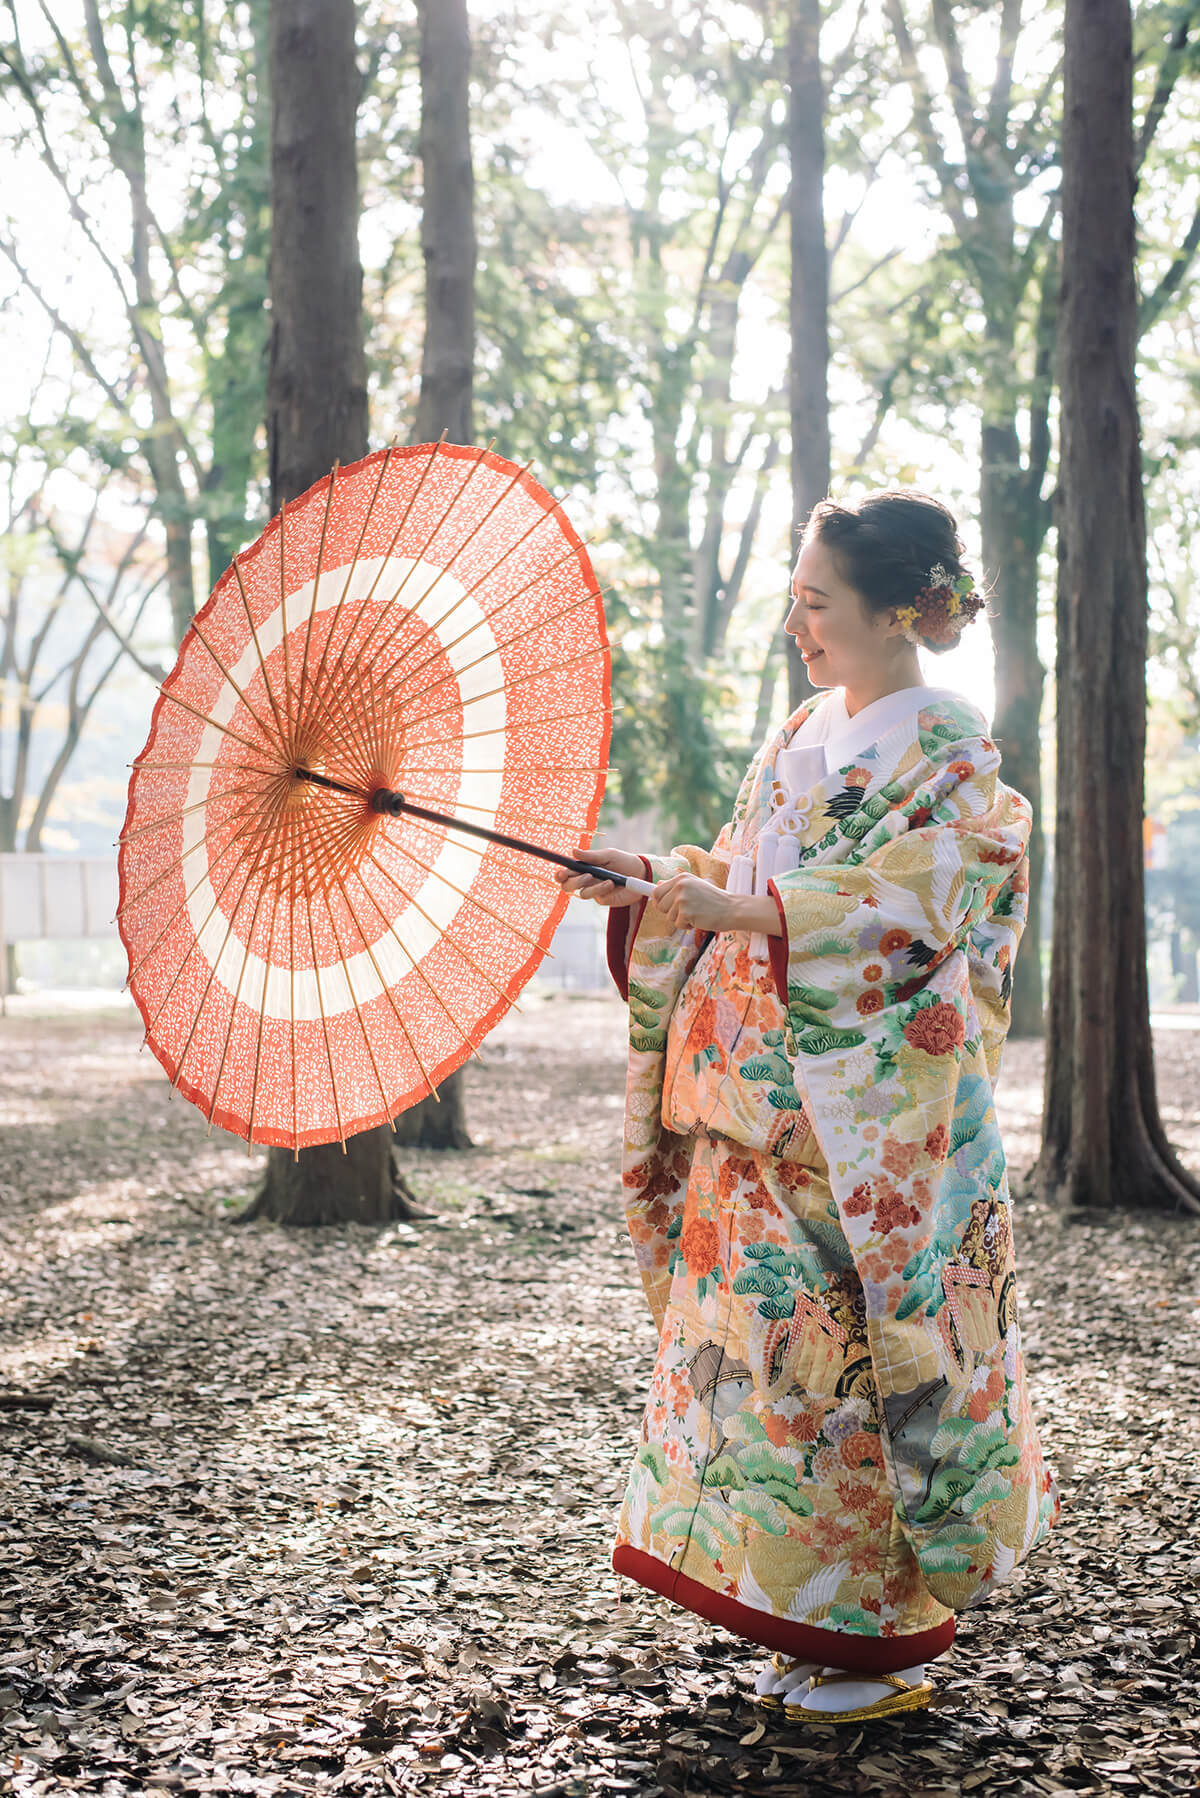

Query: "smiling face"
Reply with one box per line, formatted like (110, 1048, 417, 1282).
(784, 536, 922, 714)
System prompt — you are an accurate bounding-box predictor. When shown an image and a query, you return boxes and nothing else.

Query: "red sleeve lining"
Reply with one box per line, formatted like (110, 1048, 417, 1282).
(605, 857, 654, 1001)
(766, 878, 789, 1005)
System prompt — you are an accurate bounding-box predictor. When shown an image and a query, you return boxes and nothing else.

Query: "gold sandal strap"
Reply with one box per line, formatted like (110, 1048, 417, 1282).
(809, 1671, 914, 1694)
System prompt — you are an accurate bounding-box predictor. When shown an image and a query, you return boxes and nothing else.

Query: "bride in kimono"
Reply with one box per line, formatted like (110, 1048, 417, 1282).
(557, 491, 1058, 1725)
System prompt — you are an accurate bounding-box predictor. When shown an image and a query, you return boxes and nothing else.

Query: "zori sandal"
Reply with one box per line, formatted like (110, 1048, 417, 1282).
(784, 1668, 934, 1725)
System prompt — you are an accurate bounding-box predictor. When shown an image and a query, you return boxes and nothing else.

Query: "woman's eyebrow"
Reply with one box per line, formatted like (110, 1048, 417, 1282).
(792, 582, 832, 598)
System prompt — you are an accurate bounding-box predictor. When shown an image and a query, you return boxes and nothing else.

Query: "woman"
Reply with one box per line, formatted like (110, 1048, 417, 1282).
(558, 491, 1059, 1725)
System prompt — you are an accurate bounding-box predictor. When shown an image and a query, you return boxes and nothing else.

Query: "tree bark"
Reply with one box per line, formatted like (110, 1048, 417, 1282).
(395, 0, 479, 1151)
(414, 0, 476, 445)
(250, 0, 416, 1226)
(265, 0, 369, 505)
(981, 414, 1049, 1038)
(1037, 0, 1200, 1218)
(786, 0, 827, 711)
(390, 1073, 472, 1151)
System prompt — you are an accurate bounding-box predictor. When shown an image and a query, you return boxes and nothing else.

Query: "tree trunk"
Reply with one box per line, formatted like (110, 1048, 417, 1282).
(390, 1072, 472, 1150)
(414, 0, 475, 444)
(396, 0, 479, 1152)
(205, 0, 271, 591)
(265, 0, 369, 507)
(249, 0, 415, 1226)
(1037, 0, 1200, 1218)
(786, 0, 827, 711)
(981, 414, 1048, 1037)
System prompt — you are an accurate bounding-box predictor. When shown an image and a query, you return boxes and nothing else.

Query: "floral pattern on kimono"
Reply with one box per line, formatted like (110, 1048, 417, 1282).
(612, 689, 1059, 1636)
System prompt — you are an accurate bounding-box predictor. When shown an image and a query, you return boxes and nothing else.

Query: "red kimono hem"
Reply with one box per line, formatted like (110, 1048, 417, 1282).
(612, 1544, 956, 1673)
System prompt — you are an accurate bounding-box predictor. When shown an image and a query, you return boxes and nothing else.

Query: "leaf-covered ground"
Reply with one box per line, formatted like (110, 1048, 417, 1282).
(0, 993, 1197, 1798)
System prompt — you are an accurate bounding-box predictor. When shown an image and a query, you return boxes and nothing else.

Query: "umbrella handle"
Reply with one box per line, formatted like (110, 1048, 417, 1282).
(367, 786, 658, 897)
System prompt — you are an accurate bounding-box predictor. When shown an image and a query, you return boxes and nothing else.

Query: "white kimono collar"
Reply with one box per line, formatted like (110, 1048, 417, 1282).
(793, 684, 968, 778)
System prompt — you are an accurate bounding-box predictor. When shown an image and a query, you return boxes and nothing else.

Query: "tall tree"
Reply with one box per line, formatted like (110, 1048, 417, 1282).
(249, 0, 414, 1224)
(1038, 0, 1200, 1217)
(391, 0, 477, 1153)
(413, 0, 476, 445)
(786, 0, 827, 711)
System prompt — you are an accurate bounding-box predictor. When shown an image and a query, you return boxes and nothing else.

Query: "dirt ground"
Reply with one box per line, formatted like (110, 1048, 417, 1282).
(0, 992, 1197, 1798)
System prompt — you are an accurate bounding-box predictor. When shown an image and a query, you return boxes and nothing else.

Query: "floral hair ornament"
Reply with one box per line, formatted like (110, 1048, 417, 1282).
(895, 562, 985, 648)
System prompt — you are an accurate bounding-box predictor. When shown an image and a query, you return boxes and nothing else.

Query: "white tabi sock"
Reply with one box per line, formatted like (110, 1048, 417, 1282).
(797, 1661, 927, 1713)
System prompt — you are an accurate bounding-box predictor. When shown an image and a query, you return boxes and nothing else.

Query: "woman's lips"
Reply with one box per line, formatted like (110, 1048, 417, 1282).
(801, 648, 823, 662)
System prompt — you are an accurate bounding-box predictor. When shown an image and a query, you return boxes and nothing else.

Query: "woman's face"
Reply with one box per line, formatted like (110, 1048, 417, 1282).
(784, 536, 910, 699)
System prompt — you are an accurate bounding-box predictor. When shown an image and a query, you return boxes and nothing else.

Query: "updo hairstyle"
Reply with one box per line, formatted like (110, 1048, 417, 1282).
(803, 490, 980, 655)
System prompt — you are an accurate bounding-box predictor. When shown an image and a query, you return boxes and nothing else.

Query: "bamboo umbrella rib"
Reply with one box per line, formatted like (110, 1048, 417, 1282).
(277, 498, 295, 757)
(326, 453, 534, 702)
(293, 462, 338, 739)
(246, 806, 292, 1145)
(370, 831, 546, 955)
(118, 779, 269, 847)
(360, 849, 514, 1030)
(289, 822, 298, 1153)
(291, 615, 410, 789)
(303, 437, 444, 718)
(396, 609, 609, 730)
(377, 529, 587, 696)
(361, 492, 579, 693)
(132, 756, 282, 776)
(118, 782, 283, 923)
(305, 446, 395, 710)
(186, 616, 289, 757)
(298, 691, 379, 793)
(231, 558, 292, 753)
(306, 825, 403, 1127)
(156, 685, 288, 765)
(309, 441, 497, 722)
(205, 795, 292, 1127)
(141, 791, 282, 1036)
(401, 702, 612, 752)
(296, 827, 346, 1149)
(315, 853, 439, 1102)
(342, 520, 583, 712)
(389, 561, 598, 705)
(346, 855, 484, 1065)
(169, 789, 289, 1098)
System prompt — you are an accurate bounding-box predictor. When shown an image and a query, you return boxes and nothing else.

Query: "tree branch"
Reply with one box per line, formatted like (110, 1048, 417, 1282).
(1140, 198, 1200, 335)
(1136, 0, 1200, 171)
(880, 0, 972, 242)
(929, 0, 980, 166)
(0, 238, 132, 421)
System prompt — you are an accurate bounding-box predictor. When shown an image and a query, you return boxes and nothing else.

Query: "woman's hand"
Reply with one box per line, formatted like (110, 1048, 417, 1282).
(652, 873, 736, 933)
(554, 847, 646, 909)
(653, 877, 783, 938)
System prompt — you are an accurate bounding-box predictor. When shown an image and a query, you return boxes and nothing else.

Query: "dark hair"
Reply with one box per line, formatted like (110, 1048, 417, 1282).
(802, 490, 979, 655)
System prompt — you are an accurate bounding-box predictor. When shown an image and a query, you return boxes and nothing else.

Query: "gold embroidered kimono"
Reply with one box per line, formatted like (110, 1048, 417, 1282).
(609, 689, 1059, 1664)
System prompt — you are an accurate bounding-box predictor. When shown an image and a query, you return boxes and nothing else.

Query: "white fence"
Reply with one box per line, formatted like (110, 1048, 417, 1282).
(0, 856, 120, 1001)
(0, 854, 611, 1004)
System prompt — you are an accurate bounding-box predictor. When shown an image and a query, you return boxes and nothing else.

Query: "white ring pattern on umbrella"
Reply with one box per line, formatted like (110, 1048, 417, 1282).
(180, 556, 506, 1022)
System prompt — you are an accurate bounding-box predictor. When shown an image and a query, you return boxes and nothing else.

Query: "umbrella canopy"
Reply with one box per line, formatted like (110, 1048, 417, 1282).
(118, 442, 610, 1149)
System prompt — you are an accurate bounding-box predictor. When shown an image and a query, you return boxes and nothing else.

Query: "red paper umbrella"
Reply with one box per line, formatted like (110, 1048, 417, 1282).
(118, 442, 638, 1149)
